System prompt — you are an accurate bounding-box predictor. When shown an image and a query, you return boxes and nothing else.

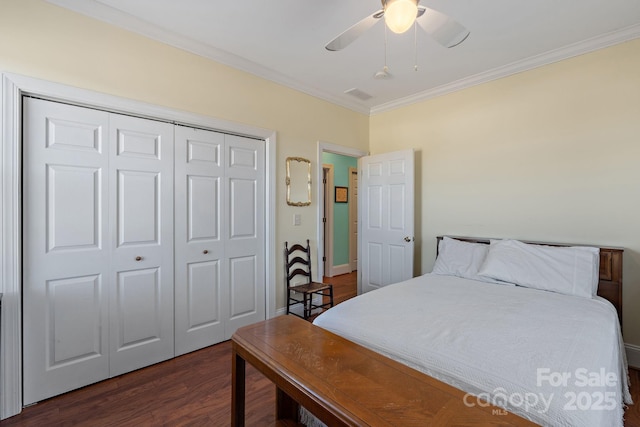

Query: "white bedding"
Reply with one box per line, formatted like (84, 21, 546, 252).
(313, 274, 632, 426)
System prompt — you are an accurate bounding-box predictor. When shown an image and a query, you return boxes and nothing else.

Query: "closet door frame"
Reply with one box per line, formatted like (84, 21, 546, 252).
(0, 72, 277, 420)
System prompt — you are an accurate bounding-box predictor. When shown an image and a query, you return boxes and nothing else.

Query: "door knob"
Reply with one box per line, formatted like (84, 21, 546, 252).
(404, 236, 413, 242)
(203, 250, 209, 254)
(135, 256, 143, 261)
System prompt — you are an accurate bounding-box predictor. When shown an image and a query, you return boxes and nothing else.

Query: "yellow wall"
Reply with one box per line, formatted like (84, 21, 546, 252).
(0, 0, 369, 310)
(370, 39, 640, 345)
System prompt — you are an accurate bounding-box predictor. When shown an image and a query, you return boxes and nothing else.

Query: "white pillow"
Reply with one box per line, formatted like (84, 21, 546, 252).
(477, 239, 600, 298)
(432, 237, 514, 285)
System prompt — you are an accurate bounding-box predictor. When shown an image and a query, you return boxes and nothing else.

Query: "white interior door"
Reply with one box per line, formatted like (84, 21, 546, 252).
(359, 149, 414, 294)
(175, 129, 266, 351)
(174, 126, 227, 355)
(24, 99, 176, 401)
(108, 113, 175, 377)
(225, 134, 265, 336)
(23, 98, 111, 404)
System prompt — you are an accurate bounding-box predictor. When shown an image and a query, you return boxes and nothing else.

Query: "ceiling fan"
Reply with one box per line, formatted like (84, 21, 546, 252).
(325, 0, 470, 51)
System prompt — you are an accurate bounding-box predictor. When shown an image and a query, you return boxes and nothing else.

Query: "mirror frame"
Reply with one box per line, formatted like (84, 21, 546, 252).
(286, 156, 312, 206)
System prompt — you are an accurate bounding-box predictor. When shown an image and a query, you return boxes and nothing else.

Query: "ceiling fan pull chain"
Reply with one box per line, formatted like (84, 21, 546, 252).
(384, 23, 389, 73)
(414, 20, 418, 71)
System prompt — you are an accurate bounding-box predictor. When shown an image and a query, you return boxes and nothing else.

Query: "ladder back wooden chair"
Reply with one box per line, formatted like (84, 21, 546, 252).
(285, 240, 334, 320)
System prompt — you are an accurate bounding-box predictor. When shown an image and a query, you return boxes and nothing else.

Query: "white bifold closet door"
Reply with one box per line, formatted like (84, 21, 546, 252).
(174, 126, 265, 356)
(23, 98, 175, 404)
(23, 97, 266, 404)
(108, 113, 175, 377)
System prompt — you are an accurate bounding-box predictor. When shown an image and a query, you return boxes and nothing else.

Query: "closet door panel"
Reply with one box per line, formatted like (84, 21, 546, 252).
(47, 275, 104, 361)
(225, 135, 265, 337)
(187, 260, 221, 324)
(229, 178, 256, 237)
(116, 170, 160, 245)
(116, 268, 162, 348)
(174, 127, 226, 355)
(229, 255, 258, 317)
(188, 175, 219, 241)
(47, 165, 102, 250)
(109, 114, 174, 376)
(23, 98, 110, 404)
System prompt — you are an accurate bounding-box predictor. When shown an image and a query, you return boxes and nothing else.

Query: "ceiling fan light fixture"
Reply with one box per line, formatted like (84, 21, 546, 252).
(383, 0, 418, 34)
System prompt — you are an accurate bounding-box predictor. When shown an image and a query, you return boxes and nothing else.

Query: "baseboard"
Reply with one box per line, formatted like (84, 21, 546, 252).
(626, 343, 640, 370)
(327, 263, 350, 277)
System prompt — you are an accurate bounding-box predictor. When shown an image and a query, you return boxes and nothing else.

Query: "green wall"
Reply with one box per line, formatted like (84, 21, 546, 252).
(323, 152, 358, 267)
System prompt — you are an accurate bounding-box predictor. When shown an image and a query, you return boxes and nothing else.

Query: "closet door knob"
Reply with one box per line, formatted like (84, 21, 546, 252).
(203, 250, 209, 254)
(135, 256, 143, 261)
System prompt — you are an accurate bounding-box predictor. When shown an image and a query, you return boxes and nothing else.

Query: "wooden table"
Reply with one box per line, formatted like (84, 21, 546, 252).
(231, 315, 537, 426)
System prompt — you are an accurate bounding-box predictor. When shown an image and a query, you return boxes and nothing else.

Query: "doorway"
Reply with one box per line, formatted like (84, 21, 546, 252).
(316, 142, 367, 283)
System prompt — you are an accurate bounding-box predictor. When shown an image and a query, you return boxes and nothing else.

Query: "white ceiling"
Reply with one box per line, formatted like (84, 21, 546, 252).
(47, 0, 640, 115)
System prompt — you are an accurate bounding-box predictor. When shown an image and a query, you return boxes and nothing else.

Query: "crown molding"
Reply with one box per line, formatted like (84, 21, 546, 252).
(370, 23, 640, 115)
(46, 1, 640, 117)
(45, 0, 371, 115)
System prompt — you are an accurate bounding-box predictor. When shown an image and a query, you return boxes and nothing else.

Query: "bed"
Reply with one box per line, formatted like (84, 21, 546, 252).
(312, 236, 632, 427)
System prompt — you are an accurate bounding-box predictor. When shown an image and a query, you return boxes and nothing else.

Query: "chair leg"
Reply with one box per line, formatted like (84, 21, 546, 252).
(329, 286, 334, 308)
(286, 290, 290, 315)
(303, 292, 309, 320)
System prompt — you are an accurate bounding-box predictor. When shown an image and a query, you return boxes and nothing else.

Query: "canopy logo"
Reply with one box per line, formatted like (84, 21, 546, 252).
(462, 368, 619, 414)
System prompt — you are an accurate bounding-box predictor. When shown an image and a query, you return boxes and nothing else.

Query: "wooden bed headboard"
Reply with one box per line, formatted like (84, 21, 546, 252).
(436, 236, 624, 325)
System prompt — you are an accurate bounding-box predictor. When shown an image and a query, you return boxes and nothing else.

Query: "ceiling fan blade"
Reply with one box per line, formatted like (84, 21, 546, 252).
(325, 10, 384, 51)
(417, 6, 470, 48)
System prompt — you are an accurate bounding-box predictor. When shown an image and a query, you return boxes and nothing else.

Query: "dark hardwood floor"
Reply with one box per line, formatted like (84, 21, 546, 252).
(3, 272, 639, 426)
(1, 341, 275, 426)
(323, 271, 357, 306)
(629, 368, 640, 427)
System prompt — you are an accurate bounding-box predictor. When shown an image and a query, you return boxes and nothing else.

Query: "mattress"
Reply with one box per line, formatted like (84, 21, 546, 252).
(313, 274, 631, 426)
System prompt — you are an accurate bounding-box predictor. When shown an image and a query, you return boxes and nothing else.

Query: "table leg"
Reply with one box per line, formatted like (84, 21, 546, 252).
(276, 387, 299, 422)
(231, 350, 246, 427)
